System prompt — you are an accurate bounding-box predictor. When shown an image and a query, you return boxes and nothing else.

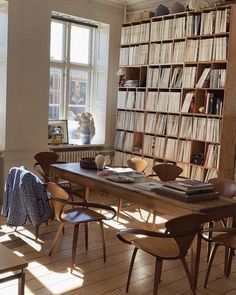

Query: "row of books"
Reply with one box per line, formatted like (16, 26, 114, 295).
(147, 66, 226, 91)
(180, 116, 221, 142)
(146, 91, 180, 112)
(121, 23, 150, 45)
(116, 110, 144, 131)
(119, 45, 148, 66)
(151, 16, 186, 41)
(117, 91, 145, 110)
(150, 8, 229, 41)
(117, 110, 221, 140)
(117, 89, 223, 116)
(147, 66, 196, 88)
(148, 37, 227, 65)
(204, 144, 220, 168)
(156, 114, 179, 137)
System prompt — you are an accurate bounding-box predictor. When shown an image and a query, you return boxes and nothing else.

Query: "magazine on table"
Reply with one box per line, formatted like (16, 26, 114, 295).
(164, 179, 214, 192)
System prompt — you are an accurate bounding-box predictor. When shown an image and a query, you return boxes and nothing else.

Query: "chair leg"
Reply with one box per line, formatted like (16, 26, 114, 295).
(207, 221, 214, 262)
(153, 258, 163, 295)
(49, 223, 64, 256)
(70, 224, 80, 272)
(181, 258, 195, 295)
(224, 246, 230, 276)
(84, 222, 88, 250)
(99, 221, 106, 262)
(226, 248, 234, 277)
(117, 199, 123, 218)
(152, 211, 157, 229)
(204, 244, 219, 288)
(146, 210, 152, 223)
(35, 226, 39, 241)
(126, 247, 138, 293)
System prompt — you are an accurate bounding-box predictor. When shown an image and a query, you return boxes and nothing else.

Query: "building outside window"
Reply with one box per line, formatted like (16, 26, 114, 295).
(49, 14, 109, 144)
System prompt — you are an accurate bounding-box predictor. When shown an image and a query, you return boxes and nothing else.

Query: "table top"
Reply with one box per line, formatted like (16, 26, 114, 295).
(50, 163, 236, 219)
(0, 244, 28, 274)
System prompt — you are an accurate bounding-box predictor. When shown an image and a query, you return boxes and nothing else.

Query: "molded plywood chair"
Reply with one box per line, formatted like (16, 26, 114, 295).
(118, 213, 206, 295)
(205, 177, 236, 261)
(148, 163, 183, 227)
(34, 151, 85, 202)
(201, 226, 236, 288)
(47, 182, 116, 272)
(117, 158, 148, 216)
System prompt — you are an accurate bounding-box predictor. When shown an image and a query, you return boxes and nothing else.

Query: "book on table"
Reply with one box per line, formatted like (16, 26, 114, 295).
(133, 181, 162, 191)
(164, 179, 214, 192)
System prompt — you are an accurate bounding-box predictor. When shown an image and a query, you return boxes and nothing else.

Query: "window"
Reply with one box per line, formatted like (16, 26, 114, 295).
(49, 15, 109, 145)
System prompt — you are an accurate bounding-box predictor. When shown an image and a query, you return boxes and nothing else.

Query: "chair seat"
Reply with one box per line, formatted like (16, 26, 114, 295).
(62, 208, 105, 223)
(213, 233, 236, 249)
(133, 237, 180, 259)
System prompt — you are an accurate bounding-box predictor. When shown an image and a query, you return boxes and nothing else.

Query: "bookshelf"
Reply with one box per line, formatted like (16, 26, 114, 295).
(114, 5, 236, 181)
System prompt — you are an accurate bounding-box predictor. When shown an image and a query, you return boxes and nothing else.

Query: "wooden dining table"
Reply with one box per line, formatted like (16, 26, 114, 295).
(50, 163, 236, 288)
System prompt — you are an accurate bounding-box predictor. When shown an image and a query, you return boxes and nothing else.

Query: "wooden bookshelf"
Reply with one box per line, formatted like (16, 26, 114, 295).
(114, 5, 236, 181)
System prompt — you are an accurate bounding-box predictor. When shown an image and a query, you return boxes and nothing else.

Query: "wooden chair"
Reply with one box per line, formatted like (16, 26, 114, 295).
(117, 158, 148, 216)
(117, 213, 206, 295)
(46, 182, 116, 272)
(34, 151, 85, 202)
(206, 177, 236, 261)
(201, 226, 236, 288)
(147, 163, 183, 227)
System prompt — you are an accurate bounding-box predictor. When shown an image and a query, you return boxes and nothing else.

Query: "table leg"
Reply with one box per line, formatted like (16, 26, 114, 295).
(18, 270, 25, 295)
(191, 233, 202, 289)
(85, 187, 90, 202)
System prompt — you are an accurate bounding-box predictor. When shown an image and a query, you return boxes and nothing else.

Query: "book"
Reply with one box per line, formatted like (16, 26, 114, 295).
(155, 186, 219, 203)
(164, 179, 214, 192)
(133, 181, 162, 191)
(160, 184, 214, 195)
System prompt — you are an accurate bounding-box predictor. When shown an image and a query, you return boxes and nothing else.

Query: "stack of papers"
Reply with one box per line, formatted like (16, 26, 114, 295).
(164, 179, 214, 194)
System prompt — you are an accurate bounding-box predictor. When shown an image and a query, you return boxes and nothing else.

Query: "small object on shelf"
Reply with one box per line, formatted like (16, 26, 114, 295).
(169, 2, 185, 14)
(116, 67, 126, 87)
(134, 11, 154, 21)
(124, 80, 138, 87)
(187, 0, 214, 11)
(154, 4, 169, 16)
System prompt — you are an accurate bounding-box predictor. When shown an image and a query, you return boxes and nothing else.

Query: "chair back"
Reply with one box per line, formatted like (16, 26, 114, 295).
(152, 163, 183, 182)
(47, 182, 69, 221)
(208, 177, 236, 198)
(34, 152, 59, 181)
(127, 158, 148, 173)
(165, 213, 206, 257)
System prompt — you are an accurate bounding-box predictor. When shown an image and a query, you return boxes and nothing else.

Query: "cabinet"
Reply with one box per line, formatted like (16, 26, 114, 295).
(114, 5, 236, 180)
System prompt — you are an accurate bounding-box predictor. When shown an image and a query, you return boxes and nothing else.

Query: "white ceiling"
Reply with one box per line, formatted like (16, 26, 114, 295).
(105, 0, 184, 13)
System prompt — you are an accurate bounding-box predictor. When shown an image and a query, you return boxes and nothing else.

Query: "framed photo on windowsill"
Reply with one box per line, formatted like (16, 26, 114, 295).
(48, 120, 68, 145)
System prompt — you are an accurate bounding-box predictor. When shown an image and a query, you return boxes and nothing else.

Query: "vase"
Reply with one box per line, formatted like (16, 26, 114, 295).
(81, 133, 91, 144)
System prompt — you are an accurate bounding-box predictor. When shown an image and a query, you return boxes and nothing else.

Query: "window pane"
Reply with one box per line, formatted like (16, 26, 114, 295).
(70, 25, 90, 64)
(68, 70, 88, 142)
(50, 22, 63, 61)
(49, 68, 63, 120)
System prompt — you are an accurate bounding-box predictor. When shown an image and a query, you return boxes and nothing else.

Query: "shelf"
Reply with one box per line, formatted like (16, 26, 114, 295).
(115, 4, 236, 181)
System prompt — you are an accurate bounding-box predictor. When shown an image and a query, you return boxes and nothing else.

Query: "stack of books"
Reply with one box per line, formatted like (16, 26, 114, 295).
(155, 179, 219, 202)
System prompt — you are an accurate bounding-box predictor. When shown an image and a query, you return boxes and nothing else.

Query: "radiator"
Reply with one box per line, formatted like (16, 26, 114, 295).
(57, 150, 97, 163)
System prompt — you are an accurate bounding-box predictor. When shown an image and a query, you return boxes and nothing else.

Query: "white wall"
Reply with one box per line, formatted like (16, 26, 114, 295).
(0, 0, 123, 196)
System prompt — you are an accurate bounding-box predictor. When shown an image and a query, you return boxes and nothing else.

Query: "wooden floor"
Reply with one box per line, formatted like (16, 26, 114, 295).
(0, 191, 236, 295)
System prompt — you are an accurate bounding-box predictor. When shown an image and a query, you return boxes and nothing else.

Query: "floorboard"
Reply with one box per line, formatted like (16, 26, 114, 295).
(0, 192, 235, 295)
